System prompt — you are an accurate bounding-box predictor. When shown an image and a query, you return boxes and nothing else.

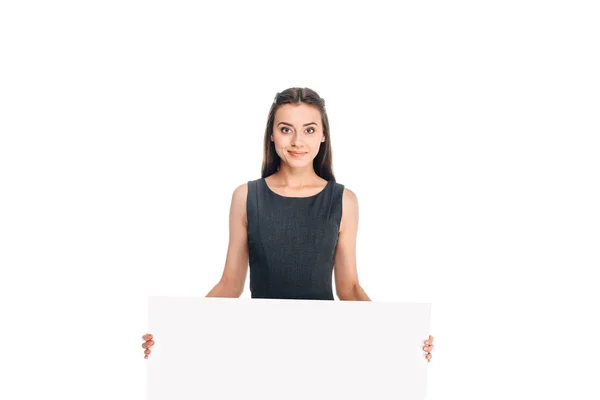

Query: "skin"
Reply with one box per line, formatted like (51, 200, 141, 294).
(142, 103, 435, 362)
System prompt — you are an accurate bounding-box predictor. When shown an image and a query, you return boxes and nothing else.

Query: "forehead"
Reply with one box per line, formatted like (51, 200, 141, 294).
(274, 103, 321, 125)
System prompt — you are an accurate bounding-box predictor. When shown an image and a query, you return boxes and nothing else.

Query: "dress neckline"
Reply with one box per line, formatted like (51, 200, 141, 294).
(262, 178, 330, 199)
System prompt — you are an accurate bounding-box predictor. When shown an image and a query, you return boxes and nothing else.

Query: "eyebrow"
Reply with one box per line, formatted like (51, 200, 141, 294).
(277, 122, 318, 127)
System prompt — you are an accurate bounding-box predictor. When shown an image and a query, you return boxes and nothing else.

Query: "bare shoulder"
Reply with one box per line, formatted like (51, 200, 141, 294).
(342, 186, 358, 205)
(340, 186, 359, 232)
(230, 183, 249, 224)
(232, 182, 248, 201)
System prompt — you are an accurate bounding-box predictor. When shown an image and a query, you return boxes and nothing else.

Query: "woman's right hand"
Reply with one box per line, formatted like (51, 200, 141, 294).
(142, 333, 155, 359)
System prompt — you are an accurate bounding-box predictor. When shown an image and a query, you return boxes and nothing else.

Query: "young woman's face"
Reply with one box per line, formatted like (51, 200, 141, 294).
(271, 103, 325, 169)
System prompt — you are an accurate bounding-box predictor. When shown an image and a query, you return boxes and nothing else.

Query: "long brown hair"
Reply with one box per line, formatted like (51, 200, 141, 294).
(261, 87, 335, 181)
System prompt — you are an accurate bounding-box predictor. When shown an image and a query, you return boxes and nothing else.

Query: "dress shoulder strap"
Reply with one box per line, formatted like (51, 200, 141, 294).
(328, 181, 345, 228)
(246, 179, 261, 228)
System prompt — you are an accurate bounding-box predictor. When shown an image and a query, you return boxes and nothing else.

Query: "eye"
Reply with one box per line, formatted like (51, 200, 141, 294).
(306, 127, 315, 134)
(281, 127, 291, 133)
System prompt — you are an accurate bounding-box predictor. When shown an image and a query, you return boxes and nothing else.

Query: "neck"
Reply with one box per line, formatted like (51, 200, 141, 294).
(275, 163, 320, 187)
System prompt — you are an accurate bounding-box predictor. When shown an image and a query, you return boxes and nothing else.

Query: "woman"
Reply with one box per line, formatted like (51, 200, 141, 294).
(142, 87, 435, 361)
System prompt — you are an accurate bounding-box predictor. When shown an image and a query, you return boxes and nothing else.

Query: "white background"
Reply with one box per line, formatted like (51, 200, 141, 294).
(1, 1, 598, 399)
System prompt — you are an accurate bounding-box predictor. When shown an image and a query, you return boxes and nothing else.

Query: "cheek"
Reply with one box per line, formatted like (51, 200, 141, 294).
(272, 134, 288, 146)
(272, 138, 288, 157)
(276, 141, 287, 152)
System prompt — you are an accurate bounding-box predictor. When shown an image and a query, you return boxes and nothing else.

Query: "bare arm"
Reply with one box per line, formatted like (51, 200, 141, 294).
(334, 188, 371, 301)
(205, 183, 249, 298)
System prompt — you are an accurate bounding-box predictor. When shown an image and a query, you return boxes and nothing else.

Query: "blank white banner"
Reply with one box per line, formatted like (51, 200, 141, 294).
(147, 297, 431, 400)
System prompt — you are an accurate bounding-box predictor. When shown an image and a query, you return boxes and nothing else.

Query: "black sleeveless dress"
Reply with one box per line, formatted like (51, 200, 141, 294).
(246, 177, 345, 300)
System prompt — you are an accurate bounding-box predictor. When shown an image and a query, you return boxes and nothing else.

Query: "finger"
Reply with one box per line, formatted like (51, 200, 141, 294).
(144, 349, 151, 356)
(429, 335, 434, 342)
(142, 339, 155, 349)
(426, 353, 432, 362)
(424, 340, 432, 346)
(423, 345, 432, 352)
(142, 333, 153, 341)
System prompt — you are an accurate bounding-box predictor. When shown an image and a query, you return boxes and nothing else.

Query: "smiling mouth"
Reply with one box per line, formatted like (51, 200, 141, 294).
(288, 151, 307, 157)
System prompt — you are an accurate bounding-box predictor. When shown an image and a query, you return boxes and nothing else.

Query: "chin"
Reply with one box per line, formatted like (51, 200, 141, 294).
(288, 159, 312, 167)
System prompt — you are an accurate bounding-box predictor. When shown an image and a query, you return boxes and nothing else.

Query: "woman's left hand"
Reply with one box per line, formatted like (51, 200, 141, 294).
(423, 335, 434, 362)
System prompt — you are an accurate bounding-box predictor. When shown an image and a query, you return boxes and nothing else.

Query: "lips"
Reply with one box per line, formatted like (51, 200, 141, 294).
(288, 151, 307, 157)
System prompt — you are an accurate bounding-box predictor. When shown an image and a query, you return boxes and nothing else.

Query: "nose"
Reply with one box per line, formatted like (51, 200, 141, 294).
(290, 132, 301, 147)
